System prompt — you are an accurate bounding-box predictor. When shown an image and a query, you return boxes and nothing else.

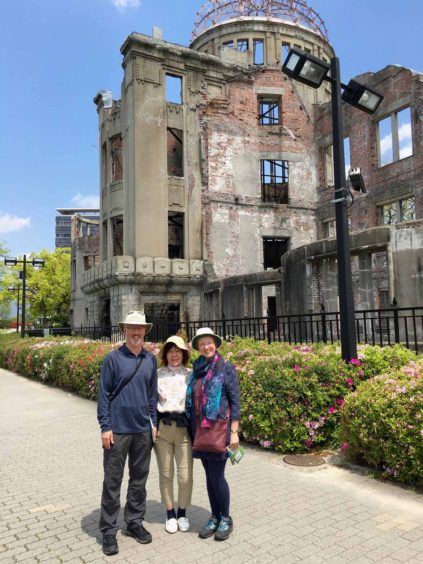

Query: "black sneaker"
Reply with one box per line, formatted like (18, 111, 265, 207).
(198, 516, 219, 539)
(214, 516, 233, 541)
(125, 523, 152, 544)
(102, 534, 119, 556)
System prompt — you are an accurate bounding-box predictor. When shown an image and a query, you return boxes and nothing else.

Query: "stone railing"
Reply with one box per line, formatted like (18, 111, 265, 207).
(82, 256, 204, 292)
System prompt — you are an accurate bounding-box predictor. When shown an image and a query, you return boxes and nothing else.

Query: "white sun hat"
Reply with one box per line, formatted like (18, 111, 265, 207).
(191, 327, 223, 351)
(119, 311, 153, 334)
(158, 335, 189, 359)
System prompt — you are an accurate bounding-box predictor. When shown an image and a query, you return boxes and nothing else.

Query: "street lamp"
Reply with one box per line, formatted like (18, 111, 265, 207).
(282, 48, 383, 361)
(3, 255, 45, 338)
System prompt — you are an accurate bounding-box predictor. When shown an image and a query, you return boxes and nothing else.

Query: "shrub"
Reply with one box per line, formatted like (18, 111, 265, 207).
(340, 360, 423, 486)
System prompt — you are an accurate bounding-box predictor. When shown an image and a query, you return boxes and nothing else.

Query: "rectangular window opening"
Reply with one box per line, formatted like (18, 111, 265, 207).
(168, 212, 184, 259)
(112, 216, 123, 257)
(281, 42, 290, 63)
(253, 39, 264, 65)
(258, 98, 280, 125)
(167, 128, 184, 177)
(263, 237, 290, 270)
(378, 106, 412, 166)
(261, 159, 289, 204)
(166, 74, 183, 104)
(237, 39, 249, 51)
(222, 40, 234, 49)
(381, 197, 415, 225)
(325, 145, 334, 187)
(344, 137, 351, 178)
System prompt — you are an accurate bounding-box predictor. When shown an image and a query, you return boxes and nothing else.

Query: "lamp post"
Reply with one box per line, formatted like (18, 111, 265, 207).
(4, 255, 45, 338)
(282, 48, 383, 361)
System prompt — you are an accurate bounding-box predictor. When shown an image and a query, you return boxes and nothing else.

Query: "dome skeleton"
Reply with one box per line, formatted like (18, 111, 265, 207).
(192, 0, 328, 40)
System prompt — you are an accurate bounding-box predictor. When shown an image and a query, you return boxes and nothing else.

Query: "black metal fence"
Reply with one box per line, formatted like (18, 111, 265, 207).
(28, 305, 423, 354)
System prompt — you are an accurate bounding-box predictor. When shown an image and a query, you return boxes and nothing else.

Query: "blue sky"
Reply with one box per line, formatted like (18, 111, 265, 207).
(1, 0, 422, 256)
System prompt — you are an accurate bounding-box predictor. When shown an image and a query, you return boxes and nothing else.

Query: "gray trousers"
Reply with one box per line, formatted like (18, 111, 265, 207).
(99, 432, 153, 535)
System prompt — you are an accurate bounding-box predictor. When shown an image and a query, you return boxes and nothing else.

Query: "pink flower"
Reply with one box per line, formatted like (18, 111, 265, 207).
(305, 439, 313, 448)
(328, 406, 336, 414)
(346, 378, 354, 387)
(350, 358, 361, 366)
(248, 414, 254, 421)
(340, 442, 349, 451)
(293, 365, 301, 372)
(305, 421, 311, 428)
(248, 369, 255, 375)
(261, 440, 272, 448)
(336, 398, 345, 407)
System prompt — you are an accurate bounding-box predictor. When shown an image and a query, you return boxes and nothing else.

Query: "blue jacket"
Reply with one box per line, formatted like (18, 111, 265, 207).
(97, 344, 158, 433)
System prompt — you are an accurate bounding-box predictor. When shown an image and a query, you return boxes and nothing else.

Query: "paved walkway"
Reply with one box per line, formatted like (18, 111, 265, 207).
(0, 367, 422, 563)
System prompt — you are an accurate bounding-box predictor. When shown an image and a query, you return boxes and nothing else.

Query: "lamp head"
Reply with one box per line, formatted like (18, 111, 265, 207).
(342, 80, 383, 114)
(282, 48, 330, 89)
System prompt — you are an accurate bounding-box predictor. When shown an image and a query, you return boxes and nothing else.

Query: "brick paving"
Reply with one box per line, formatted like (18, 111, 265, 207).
(1, 367, 422, 563)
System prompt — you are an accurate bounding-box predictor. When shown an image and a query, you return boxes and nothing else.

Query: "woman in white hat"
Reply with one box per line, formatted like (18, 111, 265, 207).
(185, 328, 240, 542)
(154, 336, 193, 534)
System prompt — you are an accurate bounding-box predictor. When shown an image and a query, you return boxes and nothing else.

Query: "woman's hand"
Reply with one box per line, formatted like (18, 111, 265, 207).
(229, 430, 239, 451)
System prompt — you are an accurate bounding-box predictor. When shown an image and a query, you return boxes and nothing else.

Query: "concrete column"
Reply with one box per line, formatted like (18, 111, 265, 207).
(357, 253, 374, 310)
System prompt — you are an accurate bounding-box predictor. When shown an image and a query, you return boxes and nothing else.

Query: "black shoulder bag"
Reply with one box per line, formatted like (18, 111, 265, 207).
(109, 355, 143, 403)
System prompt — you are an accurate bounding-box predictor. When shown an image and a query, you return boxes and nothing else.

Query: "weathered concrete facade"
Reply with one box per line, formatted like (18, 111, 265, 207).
(71, 0, 422, 327)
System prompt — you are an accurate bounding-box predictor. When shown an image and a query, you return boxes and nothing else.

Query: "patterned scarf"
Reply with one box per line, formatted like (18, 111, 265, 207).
(186, 353, 225, 428)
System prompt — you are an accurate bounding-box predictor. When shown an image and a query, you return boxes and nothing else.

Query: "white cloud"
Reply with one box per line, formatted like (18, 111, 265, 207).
(0, 212, 31, 234)
(398, 122, 411, 142)
(400, 143, 413, 159)
(71, 193, 100, 208)
(380, 133, 392, 155)
(111, 0, 140, 10)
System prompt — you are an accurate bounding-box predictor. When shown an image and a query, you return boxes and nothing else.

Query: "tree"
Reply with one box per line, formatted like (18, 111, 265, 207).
(0, 240, 13, 323)
(26, 248, 71, 326)
(0, 247, 71, 327)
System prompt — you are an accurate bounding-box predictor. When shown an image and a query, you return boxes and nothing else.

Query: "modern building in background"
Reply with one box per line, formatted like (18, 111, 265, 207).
(71, 0, 422, 329)
(56, 209, 100, 248)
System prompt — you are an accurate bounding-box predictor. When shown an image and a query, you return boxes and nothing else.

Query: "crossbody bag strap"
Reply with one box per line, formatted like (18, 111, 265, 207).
(109, 355, 143, 403)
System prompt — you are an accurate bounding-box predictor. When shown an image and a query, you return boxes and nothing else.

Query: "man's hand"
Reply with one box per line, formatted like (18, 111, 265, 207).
(101, 430, 114, 449)
(152, 426, 158, 443)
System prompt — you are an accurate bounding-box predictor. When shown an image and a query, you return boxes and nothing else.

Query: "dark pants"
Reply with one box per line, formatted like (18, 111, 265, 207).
(100, 432, 152, 535)
(201, 459, 230, 519)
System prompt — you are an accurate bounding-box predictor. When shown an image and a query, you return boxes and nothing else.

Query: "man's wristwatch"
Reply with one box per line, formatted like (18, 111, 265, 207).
(230, 429, 239, 434)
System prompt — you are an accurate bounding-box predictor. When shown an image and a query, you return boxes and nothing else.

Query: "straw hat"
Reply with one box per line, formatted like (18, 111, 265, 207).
(158, 335, 188, 359)
(191, 327, 223, 350)
(119, 311, 153, 334)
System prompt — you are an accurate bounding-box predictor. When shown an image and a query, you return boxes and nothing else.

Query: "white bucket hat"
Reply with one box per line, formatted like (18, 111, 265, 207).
(119, 311, 153, 334)
(158, 335, 189, 359)
(191, 327, 223, 351)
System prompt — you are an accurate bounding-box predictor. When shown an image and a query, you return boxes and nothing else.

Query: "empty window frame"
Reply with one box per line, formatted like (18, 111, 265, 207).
(261, 160, 289, 204)
(344, 137, 351, 177)
(167, 128, 184, 177)
(281, 42, 290, 63)
(237, 38, 249, 51)
(222, 40, 234, 49)
(168, 212, 184, 259)
(112, 216, 123, 257)
(378, 107, 412, 166)
(253, 39, 264, 65)
(166, 74, 183, 104)
(110, 135, 123, 182)
(323, 220, 336, 239)
(380, 197, 415, 225)
(258, 98, 280, 125)
(325, 145, 334, 186)
(263, 237, 290, 270)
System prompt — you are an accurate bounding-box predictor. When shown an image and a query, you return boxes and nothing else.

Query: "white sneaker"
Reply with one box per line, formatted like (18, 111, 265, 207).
(177, 516, 190, 532)
(165, 518, 178, 534)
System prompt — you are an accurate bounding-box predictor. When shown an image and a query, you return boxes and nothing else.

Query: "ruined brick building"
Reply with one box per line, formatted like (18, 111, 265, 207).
(71, 0, 422, 329)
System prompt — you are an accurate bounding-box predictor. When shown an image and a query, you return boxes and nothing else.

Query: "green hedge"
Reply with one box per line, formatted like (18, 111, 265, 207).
(340, 360, 423, 486)
(0, 333, 420, 484)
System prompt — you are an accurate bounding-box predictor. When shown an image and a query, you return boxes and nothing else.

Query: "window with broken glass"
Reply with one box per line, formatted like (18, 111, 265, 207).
(168, 212, 184, 259)
(222, 40, 234, 49)
(253, 39, 264, 65)
(261, 160, 289, 204)
(380, 197, 415, 225)
(258, 98, 280, 125)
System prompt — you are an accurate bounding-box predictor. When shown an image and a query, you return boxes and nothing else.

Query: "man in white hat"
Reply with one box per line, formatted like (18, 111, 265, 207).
(97, 311, 158, 556)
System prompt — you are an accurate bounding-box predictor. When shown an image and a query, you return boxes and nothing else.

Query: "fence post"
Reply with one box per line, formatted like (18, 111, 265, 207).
(392, 297, 400, 344)
(93, 322, 97, 341)
(321, 303, 327, 344)
(222, 313, 227, 342)
(266, 315, 272, 344)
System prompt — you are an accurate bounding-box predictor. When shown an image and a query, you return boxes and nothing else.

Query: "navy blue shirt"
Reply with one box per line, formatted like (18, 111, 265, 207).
(97, 344, 158, 433)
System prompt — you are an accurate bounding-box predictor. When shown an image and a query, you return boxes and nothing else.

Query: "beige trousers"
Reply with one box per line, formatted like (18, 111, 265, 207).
(154, 421, 193, 509)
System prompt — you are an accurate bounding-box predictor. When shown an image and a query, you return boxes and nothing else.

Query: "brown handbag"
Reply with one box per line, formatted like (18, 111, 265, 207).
(192, 416, 229, 453)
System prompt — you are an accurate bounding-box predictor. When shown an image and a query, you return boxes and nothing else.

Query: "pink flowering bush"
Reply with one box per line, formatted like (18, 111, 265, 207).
(340, 360, 423, 486)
